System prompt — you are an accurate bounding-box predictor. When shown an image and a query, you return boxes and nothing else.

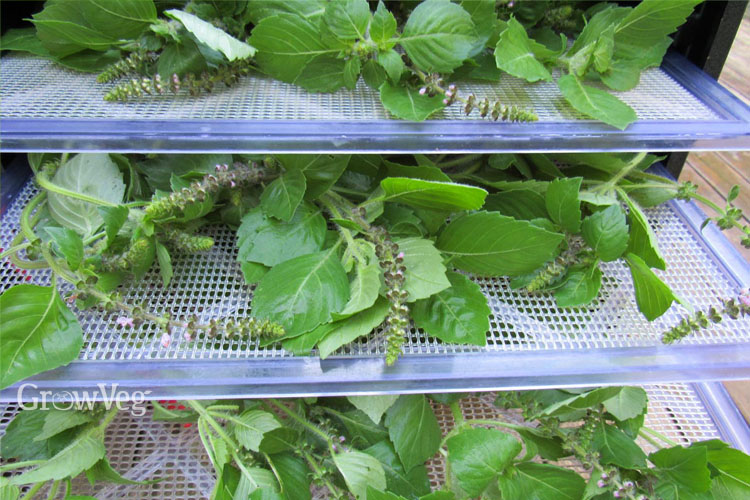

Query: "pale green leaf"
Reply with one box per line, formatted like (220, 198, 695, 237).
(379, 82, 445, 121)
(593, 423, 647, 469)
(35, 409, 95, 442)
(45, 227, 84, 271)
(554, 266, 602, 308)
(295, 55, 347, 92)
(623, 196, 666, 270)
(347, 395, 400, 425)
(11, 433, 105, 484)
(371, 1, 397, 46)
(364, 441, 432, 498)
(494, 17, 552, 82)
(166, 9, 255, 60)
(498, 463, 585, 500)
(557, 74, 637, 130)
(233, 410, 282, 452)
(266, 453, 311, 500)
(325, 0, 370, 40)
(276, 154, 351, 199)
(395, 237, 451, 301)
(333, 450, 387, 499)
(47, 154, 125, 237)
(545, 177, 582, 233)
(381, 178, 487, 212)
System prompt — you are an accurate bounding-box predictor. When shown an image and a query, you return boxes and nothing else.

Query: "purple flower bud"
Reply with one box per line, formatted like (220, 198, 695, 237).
(160, 332, 172, 348)
(614, 491, 622, 499)
(230, 180, 236, 188)
(339, 436, 346, 443)
(419, 87, 428, 95)
(623, 481, 634, 489)
(600, 473, 609, 480)
(597, 480, 606, 488)
(183, 332, 193, 342)
(332, 443, 338, 452)
(443, 99, 450, 105)
(397, 252, 405, 260)
(116, 316, 134, 328)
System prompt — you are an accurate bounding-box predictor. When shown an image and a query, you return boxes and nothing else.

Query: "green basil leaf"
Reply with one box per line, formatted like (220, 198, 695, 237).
(594, 24, 615, 73)
(157, 38, 208, 78)
(593, 423, 647, 469)
(381, 177, 487, 212)
(250, 13, 337, 82)
(447, 428, 521, 497)
(623, 196, 666, 270)
(332, 409, 389, 447)
(516, 427, 567, 460)
(371, 1, 397, 46)
(0, 28, 51, 57)
(294, 54, 348, 92)
(260, 169, 307, 222)
(246, 1, 326, 24)
(554, 265, 602, 308)
(364, 441, 432, 498)
(395, 237, 451, 301)
(233, 410, 282, 452)
(436, 211, 564, 277)
(378, 49, 406, 82)
(344, 57, 362, 89)
(558, 74, 637, 130)
(385, 395, 441, 471)
(281, 322, 336, 355)
(333, 245, 381, 320)
(603, 386, 648, 421)
(348, 395, 399, 426)
(498, 463, 585, 500)
(98, 205, 128, 250)
(412, 271, 490, 345)
(241, 262, 270, 286)
(11, 431, 105, 484)
(47, 154, 125, 237)
(318, 298, 389, 358)
(385, 162, 450, 182)
(35, 409, 95, 442)
(0, 482, 19, 500)
(545, 177, 582, 233)
(141, 154, 230, 192)
(1, 410, 51, 460)
(710, 475, 750, 500)
(154, 242, 173, 287)
(399, 0, 477, 73)
(237, 205, 326, 267)
(569, 6, 629, 55)
(379, 82, 445, 121)
(419, 492, 455, 500)
(484, 190, 548, 221)
(625, 253, 678, 321)
(253, 247, 350, 335)
(650, 445, 712, 493)
(0, 285, 83, 390)
(258, 428, 299, 455)
(333, 450, 387, 499)
(460, 0, 496, 57)
(538, 387, 623, 419)
(45, 227, 84, 271)
(494, 17, 552, 82)
(265, 453, 310, 500)
(165, 9, 254, 60)
(276, 154, 351, 199)
(324, 0, 370, 40)
(581, 204, 629, 261)
(614, 0, 702, 68)
(362, 59, 387, 89)
(85, 457, 158, 485)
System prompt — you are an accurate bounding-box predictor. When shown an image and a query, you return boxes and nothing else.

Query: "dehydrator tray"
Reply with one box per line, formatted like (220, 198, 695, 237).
(2, 173, 750, 401)
(1, 52, 749, 153)
(1, 383, 747, 499)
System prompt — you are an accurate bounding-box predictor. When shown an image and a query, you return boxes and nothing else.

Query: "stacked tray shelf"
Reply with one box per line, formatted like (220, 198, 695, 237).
(1, 172, 749, 401)
(1, 52, 749, 152)
(1, 383, 747, 499)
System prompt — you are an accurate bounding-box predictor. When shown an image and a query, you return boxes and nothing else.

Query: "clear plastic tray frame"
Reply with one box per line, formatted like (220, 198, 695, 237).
(1, 177, 749, 400)
(0, 383, 746, 499)
(1, 53, 749, 152)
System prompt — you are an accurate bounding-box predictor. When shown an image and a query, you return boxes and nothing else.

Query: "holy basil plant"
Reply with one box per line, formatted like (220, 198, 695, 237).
(3, 387, 750, 499)
(1, 152, 749, 389)
(2, 0, 703, 129)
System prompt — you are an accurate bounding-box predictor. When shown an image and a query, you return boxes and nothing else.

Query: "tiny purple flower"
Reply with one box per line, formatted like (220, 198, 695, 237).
(740, 288, 750, 306)
(230, 180, 236, 188)
(397, 252, 405, 260)
(339, 436, 346, 443)
(597, 480, 607, 488)
(160, 332, 172, 348)
(183, 332, 193, 342)
(419, 87, 427, 95)
(623, 481, 634, 489)
(116, 317, 134, 328)
(443, 98, 450, 105)
(613, 491, 622, 499)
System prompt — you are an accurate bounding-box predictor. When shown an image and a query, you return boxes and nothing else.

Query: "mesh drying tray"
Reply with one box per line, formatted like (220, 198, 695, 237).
(1, 52, 749, 153)
(1, 171, 750, 401)
(1, 383, 748, 499)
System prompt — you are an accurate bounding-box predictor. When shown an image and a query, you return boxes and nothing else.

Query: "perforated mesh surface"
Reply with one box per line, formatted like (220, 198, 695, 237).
(0, 385, 725, 498)
(0, 55, 720, 122)
(1, 181, 748, 364)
